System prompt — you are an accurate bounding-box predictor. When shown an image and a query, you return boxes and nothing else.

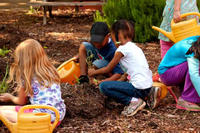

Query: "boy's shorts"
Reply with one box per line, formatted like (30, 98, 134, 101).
(82, 42, 109, 69)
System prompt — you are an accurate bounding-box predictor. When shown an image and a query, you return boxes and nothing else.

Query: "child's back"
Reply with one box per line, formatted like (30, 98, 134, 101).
(30, 78, 66, 122)
(116, 41, 152, 89)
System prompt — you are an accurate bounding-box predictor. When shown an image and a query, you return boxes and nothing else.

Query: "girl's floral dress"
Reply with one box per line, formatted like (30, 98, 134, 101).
(29, 79, 66, 122)
(159, 0, 199, 42)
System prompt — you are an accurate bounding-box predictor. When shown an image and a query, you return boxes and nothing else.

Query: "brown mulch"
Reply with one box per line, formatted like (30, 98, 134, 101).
(0, 9, 200, 133)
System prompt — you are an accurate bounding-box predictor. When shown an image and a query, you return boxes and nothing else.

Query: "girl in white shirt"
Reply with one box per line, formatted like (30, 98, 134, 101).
(88, 20, 159, 116)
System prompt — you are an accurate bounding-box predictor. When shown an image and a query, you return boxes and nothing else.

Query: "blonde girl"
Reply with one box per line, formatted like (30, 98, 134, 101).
(0, 39, 66, 124)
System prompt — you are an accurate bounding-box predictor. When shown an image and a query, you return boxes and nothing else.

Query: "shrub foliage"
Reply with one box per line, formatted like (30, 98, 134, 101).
(94, 0, 165, 42)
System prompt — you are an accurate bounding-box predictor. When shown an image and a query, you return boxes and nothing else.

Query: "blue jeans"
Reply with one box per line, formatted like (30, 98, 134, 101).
(99, 81, 151, 105)
(82, 42, 109, 69)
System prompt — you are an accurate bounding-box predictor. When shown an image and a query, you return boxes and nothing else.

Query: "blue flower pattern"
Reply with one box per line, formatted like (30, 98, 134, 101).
(29, 79, 66, 122)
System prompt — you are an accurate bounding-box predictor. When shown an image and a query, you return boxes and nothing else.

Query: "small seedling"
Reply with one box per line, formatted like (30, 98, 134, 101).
(0, 46, 11, 57)
(85, 50, 94, 69)
(93, 78, 99, 86)
(74, 75, 80, 84)
(0, 63, 10, 94)
(26, 6, 39, 15)
(85, 51, 99, 85)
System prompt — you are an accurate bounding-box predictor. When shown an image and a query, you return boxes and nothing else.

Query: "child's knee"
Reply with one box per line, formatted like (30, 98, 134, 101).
(99, 82, 108, 94)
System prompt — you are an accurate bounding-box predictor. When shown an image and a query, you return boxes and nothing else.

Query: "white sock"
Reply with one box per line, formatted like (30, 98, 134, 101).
(131, 97, 139, 102)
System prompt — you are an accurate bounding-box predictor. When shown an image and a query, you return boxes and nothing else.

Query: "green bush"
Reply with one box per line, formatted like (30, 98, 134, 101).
(94, 0, 165, 42)
(197, 0, 200, 9)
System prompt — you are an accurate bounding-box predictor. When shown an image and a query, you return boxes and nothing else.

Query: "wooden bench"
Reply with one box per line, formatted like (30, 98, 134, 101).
(28, 0, 105, 25)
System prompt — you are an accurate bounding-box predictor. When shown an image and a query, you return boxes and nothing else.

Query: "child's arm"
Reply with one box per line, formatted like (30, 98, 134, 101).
(173, 0, 181, 22)
(0, 87, 27, 105)
(187, 57, 200, 96)
(88, 52, 123, 76)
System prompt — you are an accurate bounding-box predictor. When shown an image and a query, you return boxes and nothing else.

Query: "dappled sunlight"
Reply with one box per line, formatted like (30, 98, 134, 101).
(46, 32, 77, 41)
(45, 32, 90, 42)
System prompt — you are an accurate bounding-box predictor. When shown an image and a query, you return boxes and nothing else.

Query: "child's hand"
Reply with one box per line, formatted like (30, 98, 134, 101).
(173, 10, 181, 23)
(0, 93, 13, 102)
(73, 54, 79, 63)
(88, 68, 96, 77)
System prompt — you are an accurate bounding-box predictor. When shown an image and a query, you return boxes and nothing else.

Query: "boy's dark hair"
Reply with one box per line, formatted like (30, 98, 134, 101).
(90, 22, 110, 43)
(186, 36, 200, 60)
(111, 20, 135, 42)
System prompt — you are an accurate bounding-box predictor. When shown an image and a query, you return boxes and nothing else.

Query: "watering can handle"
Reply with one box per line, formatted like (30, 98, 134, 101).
(171, 12, 200, 25)
(57, 57, 77, 71)
(18, 105, 60, 132)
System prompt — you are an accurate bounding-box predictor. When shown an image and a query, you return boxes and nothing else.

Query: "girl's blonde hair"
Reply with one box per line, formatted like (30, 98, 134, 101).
(8, 39, 60, 95)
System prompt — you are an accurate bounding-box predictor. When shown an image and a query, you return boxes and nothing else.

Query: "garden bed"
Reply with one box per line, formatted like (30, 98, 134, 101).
(0, 9, 200, 132)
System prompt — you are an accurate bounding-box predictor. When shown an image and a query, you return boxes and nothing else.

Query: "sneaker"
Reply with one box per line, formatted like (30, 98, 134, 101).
(176, 97, 200, 111)
(121, 98, 146, 117)
(168, 86, 181, 103)
(147, 87, 161, 109)
(78, 75, 89, 84)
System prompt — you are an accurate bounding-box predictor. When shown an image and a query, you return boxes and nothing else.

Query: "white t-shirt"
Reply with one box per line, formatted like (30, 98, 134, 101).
(116, 41, 153, 89)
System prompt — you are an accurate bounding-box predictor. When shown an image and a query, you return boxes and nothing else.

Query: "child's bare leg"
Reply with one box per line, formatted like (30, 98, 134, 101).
(0, 106, 18, 123)
(79, 43, 87, 75)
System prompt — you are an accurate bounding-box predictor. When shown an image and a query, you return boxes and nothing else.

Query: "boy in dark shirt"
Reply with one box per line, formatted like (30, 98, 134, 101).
(77, 22, 123, 83)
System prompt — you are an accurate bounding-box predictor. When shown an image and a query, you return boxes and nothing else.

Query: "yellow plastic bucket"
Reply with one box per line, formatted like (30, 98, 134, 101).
(57, 57, 81, 85)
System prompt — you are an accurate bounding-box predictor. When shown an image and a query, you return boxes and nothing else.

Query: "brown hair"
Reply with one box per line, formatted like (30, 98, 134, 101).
(111, 19, 135, 42)
(186, 36, 200, 60)
(7, 39, 60, 95)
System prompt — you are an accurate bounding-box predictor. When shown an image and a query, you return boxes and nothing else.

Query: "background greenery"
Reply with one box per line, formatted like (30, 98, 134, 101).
(94, 0, 200, 43)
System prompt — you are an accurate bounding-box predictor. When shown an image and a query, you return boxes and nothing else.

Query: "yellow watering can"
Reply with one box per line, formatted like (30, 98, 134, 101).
(0, 105, 60, 133)
(152, 12, 200, 43)
(152, 82, 168, 100)
(57, 57, 81, 85)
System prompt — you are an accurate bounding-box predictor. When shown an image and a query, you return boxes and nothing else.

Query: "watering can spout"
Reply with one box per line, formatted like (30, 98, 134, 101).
(152, 26, 176, 42)
(0, 115, 16, 132)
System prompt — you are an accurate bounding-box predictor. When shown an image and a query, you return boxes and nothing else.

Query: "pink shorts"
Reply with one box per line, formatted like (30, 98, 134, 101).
(15, 106, 33, 113)
(15, 106, 62, 126)
(160, 40, 172, 59)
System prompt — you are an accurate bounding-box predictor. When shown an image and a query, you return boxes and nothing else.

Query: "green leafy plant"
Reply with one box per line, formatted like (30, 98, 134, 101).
(0, 46, 11, 57)
(94, 0, 165, 42)
(85, 50, 94, 69)
(85, 50, 99, 85)
(0, 63, 10, 94)
(26, 6, 39, 15)
(94, 10, 107, 24)
(74, 75, 80, 84)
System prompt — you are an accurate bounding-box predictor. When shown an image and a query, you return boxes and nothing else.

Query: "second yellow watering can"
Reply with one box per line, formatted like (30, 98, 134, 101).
(57, 57, 81, 85)
(0, 105, 60, 133)
(152, 12, 200, 43)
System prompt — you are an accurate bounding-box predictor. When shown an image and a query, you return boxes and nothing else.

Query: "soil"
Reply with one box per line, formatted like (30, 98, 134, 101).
(0, 9, 200, 132)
